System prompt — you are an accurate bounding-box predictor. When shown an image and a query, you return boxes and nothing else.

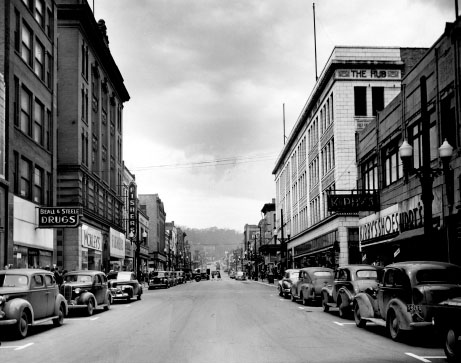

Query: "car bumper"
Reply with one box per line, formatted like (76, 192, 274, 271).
(0, 318, 17, 326)
(66, 301, 89, 309)
(110, 291, 129, 299)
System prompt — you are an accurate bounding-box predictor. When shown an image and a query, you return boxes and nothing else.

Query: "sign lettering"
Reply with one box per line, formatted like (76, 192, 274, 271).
(38, 207, 82, 228)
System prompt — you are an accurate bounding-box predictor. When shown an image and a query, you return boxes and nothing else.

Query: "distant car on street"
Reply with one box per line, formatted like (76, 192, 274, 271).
(148, 271, 170, 289)
(107, 271, 143, 302)
(278, 269, 300, 298)
(0, 268, 68, 338)
(321, 264, 381, 318)
(291, 267, 334, 305)
(229, 270, 236, 279)
(235, 271, 246, 281)
(61, 270, 111, 316)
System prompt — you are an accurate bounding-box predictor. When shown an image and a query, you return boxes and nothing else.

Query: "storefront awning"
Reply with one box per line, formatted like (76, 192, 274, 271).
(391, 227, 425, 243)
(259, 244, 281, 253)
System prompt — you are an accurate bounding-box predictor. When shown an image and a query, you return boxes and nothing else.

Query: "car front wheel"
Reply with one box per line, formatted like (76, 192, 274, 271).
(387, 309, 404, 341)
(445, 327, 461, 363)
(322, 292, 330, 312)
(354, 303, 366, 328)
(87, 299, 95, 316)
(15, 309, 30, 339)
(53, 303, 65, 326)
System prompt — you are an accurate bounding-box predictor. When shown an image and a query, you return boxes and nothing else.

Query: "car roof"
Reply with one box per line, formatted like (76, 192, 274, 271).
(387, 261, 461, 270)
(339, 264, 379, 271)
(63, 270, 103, 275)
(0, 268, 52, 276)
(300, 267, 334, 273)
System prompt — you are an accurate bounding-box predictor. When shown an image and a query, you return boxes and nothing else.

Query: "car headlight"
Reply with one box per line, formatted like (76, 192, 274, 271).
(74, 288, 81, 294)
(0, 295, 7, 305)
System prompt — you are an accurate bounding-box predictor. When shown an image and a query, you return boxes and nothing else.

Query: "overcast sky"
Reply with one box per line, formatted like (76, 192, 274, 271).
(89, 0, 455, 231)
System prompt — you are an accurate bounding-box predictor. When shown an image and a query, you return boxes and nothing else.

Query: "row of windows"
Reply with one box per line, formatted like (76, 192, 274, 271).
(354, 86, 384, 117)
(13, 152, 52, 205)
(21, 0, 54, 38)
(309, 156, 320, 187)
(310, 196, 321, 226)
(15, 10, 53, 88)
(14, 78, 52, 151)
(320, 94, 334, 135)
(321, 138, 335, 177)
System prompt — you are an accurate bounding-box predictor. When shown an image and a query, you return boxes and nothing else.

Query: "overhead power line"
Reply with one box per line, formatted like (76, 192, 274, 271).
(131, 153, 277, 171)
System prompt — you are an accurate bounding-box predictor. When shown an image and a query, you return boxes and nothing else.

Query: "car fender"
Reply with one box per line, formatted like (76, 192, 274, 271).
(301, 283, 314, 299)
(387, 298, 412, 330)
(354, 293, 374, 319)
(78, 291, 96, 305)
(337, 287, 354, 307)
(54, 293, 69, 316)
(4, 298, 35, 322)
(321, 286, 333, 302)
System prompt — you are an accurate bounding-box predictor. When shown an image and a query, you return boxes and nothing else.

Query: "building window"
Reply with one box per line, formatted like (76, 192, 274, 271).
(34, 40, 45, 80)
(362, 157, 378, 190)
(20, 158, 32, 198)
(35, 0, 45, 28)
(46, 172, 52, 205)
(22, 0, 33, 10)
(410, 116, 438, 170)
(34, 100, 44, 145)
(13, 152, 19, 194)
(383, 144, 403, 186)
(20, 86, 32, 136)
(21, 23, 33, 66)
(46, 7, 53, 38)
(81, 43, 89, 79)
(372, 87, 384, 116)
(354, 86, 367, 116)
(45, 109, 52, 151)
(46, 52, 52, 88)
(34, 166, 44, 204)
(14, 9, 20, 51)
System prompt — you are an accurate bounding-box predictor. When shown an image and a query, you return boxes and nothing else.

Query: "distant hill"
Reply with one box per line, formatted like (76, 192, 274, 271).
(181, 227, 242, 258)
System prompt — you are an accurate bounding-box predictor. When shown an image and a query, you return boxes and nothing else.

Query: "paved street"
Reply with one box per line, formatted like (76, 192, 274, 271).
(0, 275, 447, 363)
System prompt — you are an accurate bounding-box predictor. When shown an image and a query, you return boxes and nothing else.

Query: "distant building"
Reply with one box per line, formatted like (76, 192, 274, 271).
(139, 194, 167, 270)
(273, 46, 427, 269)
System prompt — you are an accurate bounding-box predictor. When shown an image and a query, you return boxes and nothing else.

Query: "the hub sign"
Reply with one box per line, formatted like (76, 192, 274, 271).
(38, 207, 82, 228)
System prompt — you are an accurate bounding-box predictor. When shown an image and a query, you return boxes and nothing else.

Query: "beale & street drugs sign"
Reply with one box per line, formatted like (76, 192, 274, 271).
(38, 207, 82, 228)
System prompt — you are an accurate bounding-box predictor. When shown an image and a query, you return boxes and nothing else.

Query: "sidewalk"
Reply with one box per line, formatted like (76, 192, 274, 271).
(249, 277, 279, 287)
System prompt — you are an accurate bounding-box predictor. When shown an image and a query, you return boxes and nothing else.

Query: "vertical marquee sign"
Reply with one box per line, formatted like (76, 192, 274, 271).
(128, 182, 137, 239)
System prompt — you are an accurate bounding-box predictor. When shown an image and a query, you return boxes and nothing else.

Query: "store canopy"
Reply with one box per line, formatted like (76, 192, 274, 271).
(259, 244, 281, 253)
(391, 227, 425, 243)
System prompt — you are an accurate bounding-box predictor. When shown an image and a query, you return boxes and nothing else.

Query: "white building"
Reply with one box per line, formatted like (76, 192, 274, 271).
(273, 46, 427, 268)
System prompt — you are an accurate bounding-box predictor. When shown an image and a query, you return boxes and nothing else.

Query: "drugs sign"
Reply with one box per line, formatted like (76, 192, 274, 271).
(38, 207, 82, 228)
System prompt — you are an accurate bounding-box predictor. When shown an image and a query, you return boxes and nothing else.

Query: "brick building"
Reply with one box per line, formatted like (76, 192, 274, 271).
(357, 19, 461, 266)
(1, 0, 58, 268)
(55, 0, 129, 271)
(273, 46, 427, 270)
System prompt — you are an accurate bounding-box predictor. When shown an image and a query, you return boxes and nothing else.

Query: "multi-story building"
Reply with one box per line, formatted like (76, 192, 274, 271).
(1, 0, 58, 268)
(273, 46, 427, 270)
(0, 74, 6, 267)
(55, 0, 129, 271)
(139, 193, 167, 270)
(258, 199, 277, 272)
(357, 19, 461, 266)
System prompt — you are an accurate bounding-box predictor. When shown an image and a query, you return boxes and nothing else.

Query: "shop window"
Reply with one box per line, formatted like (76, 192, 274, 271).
(354, 87, 367, 116)
(372, 87, 384, 116)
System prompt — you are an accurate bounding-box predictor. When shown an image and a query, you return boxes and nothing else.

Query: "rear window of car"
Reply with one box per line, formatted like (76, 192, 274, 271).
(313, 271, 333, 277)
(64, 274, 92, 283)
(416, 268, 461, 284)
(116, 273, 132, 281)
(356, 270, 378, 280)
(0, 274, 29, 287)
(152, 272, 165, 277)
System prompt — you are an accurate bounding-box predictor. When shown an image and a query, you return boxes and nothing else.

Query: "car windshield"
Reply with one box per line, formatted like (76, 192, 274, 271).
(64, 274, 92, 283)
(0, 274, 29, 288)
(416, 268, 461, 284)
(356, 270, 378, 280)
(289, 271, 298, 278)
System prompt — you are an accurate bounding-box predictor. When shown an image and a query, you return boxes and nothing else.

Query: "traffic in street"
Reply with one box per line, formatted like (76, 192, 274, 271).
(0, 274, 448, 363)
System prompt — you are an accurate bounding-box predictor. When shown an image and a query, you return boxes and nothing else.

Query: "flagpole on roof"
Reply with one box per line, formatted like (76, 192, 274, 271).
(313, 2, 318, 82)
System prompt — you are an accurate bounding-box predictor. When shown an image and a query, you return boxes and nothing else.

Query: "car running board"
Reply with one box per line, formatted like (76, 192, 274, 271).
(32, 315, 60, 326)
(364, 318, 386, 327)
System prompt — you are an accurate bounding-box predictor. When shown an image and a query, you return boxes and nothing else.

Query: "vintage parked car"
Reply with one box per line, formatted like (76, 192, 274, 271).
(235, 271, 246, 281)
(107, 271, 143, 301)
(0, 268, 68, 338)
(148, 271, 170, 289)
(278, 269, 300, 298)
(176, 271, 184, 284)
(321, 264, 382, 318)
(432, 296, 461, 363)
(170, 271, 178, 286)
(353, 261, 461, 341)
(291, 267, 334, 305)
(61, 270, 111, 316)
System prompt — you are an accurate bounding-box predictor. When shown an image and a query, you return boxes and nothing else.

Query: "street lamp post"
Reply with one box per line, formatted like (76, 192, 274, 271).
(399, 76, 454, 261)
